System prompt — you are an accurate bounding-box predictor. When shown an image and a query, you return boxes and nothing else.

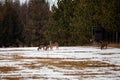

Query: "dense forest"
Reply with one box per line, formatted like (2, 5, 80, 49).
(0, 0, 50, 47)
(0, 0, 120, 47)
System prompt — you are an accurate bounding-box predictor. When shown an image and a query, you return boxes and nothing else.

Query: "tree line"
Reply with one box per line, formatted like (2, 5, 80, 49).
(46, 0, 120, 46)
(0, 0, 50, 47)
(0, 0, 120, 47)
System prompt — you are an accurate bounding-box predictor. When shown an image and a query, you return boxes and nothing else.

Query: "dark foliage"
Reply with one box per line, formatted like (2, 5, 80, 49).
(0, 0, 119, 47)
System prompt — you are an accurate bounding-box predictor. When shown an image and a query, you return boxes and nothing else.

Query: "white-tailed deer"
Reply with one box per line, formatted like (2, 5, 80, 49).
(100, 41, 108, 50)
(37, 45, 45, 51)
(45, 41, 59, 50)
(52, 42, 59, 49)
(45, 45, 53, 50)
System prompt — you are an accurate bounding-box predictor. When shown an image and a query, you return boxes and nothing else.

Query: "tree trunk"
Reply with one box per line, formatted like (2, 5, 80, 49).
(112, 32, 114, 43)
(116, 31, 118, 44)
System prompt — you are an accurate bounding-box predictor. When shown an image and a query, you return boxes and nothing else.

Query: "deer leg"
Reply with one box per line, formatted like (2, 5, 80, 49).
(37, 47, 40, 51)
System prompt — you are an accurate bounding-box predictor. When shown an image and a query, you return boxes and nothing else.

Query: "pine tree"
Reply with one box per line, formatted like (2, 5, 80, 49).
(25, 0, 50, 46)
(46, 0, 75, 45)
(39, 0, 120, 45)
(92, 0, 120, 43)
(0, 0, 24, 47)
(71, 0, 93, 45)
(0, 1, 3, 47)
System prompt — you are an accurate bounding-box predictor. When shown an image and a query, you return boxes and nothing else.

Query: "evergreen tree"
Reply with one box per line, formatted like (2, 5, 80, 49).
(47, 0, 93, 45)
(0, 1, 3, 27)
(0, 0, 24, 47)
(48, 0, 120, 45)
(0, 1, 3, 47)
(72, 0, 93, 45)
(25, 0, 50, 46)
(46, 0, 74, 46)
(92, 0, 120, 43)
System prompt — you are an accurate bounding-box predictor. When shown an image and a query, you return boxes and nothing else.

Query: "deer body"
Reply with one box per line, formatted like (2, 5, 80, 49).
(52, 42, 59, 49)
(100, 41, 108, 50)
(45, 45, 53, 50)
(45, 42, 59, 50)
(37, 45, 45, 51)
(37, 41, 59, 51)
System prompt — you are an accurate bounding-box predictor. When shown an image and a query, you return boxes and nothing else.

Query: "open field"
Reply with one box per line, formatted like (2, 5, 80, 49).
(0, 46, 120, 80)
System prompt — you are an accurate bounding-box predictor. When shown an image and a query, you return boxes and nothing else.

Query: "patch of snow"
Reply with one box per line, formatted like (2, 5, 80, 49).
(0, 46, 120, 80)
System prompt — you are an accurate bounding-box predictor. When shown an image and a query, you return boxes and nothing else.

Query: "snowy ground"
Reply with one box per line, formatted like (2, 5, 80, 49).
(0, 46, 120, 80)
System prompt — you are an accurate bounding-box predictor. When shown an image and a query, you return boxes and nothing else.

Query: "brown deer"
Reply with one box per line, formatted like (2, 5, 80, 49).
(45, 45, 53, 50)
(52, 42, 59, 49)
(37, 45, 45, 51)
(45, 41, 59, 50)
(100, 41, 108, 50)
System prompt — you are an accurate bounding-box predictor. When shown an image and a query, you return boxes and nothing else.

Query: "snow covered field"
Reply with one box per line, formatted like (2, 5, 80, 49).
(0, 46, 120, 80)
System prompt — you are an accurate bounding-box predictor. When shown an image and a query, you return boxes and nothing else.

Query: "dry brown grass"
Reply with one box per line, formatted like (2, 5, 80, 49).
(0, 66, 19, 73)
(21, 63, 43, 69)
(90, 42, 120, 48)
(3, 77, 21, 80)
(0, 57, 119, 79)
(34, 58, 117, 70)
(48, 61, 116, 69)
(12, 54, 23, 60)
(108, 43, 120, 48)
(111, 67, 120, 71)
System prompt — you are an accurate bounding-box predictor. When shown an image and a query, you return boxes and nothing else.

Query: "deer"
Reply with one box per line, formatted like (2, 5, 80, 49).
(45, 44, 53, 50)
(45, 41, 59, 51)
(52, 42, 59, 49)
(37, 45, 45, 51)
(100, 41, 108, 50)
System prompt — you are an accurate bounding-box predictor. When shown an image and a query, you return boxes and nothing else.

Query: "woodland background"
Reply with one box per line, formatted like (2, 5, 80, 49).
(0, 0, 120, 47)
